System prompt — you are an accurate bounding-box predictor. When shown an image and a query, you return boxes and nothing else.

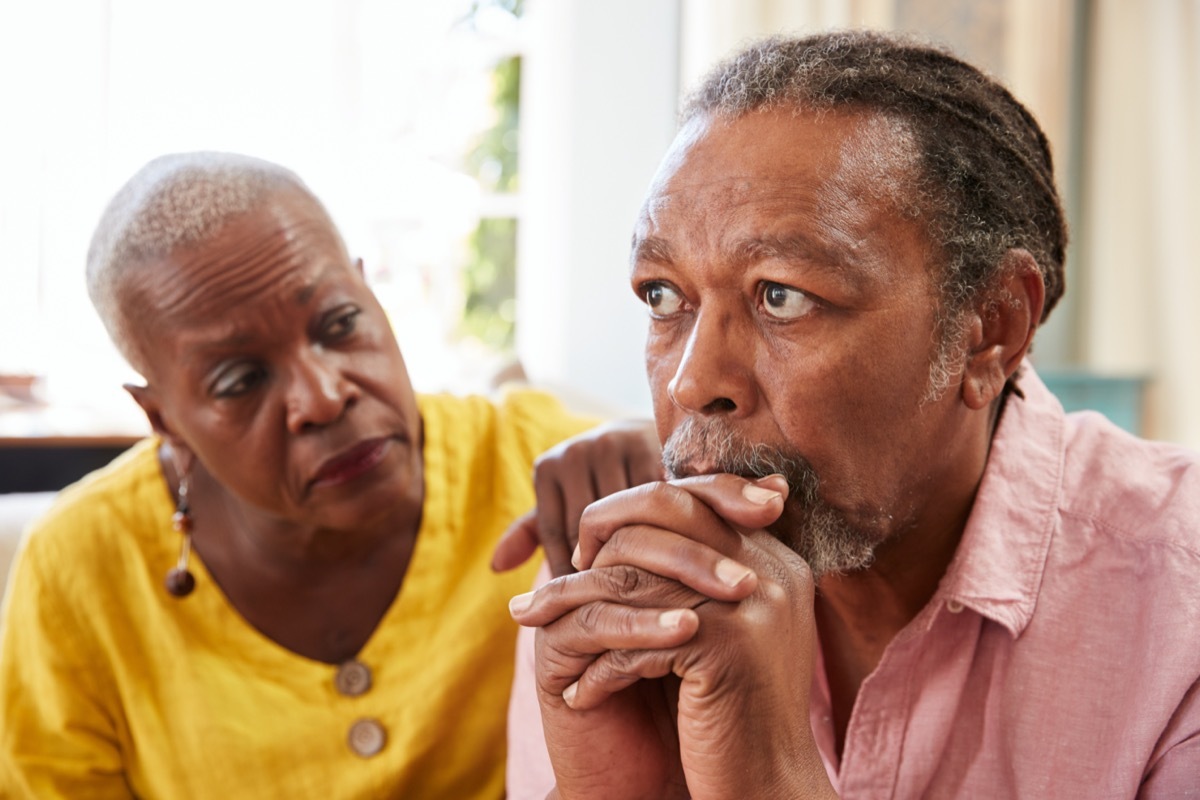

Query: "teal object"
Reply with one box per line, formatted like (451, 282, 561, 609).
(1039, 370, 1147, 435)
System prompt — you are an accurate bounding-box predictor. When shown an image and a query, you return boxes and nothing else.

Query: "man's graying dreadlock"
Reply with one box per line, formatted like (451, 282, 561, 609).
(683, 31, 1068, 393)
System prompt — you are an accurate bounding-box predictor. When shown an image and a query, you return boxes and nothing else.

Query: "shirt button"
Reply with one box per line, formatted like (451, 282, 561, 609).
(946, 599, 965, 614)
(347, 718, 387, 758)
(335, 660, 372, 697)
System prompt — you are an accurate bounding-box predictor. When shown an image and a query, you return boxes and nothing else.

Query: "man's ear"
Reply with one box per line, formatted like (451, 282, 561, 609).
(961, 249, 1046, 410)
(124, 383, 195, 469)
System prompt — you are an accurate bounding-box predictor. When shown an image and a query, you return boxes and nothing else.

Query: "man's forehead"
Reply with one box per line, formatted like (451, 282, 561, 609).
(653, 106, 916, 188)
(635, 108, 924, 244)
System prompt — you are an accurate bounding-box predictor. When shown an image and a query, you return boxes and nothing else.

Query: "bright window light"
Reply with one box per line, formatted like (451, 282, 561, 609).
(0, 0, 523, 435)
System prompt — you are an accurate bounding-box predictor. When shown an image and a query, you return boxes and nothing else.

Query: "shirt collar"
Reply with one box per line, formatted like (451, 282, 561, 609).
(935, 361, 1065, 637)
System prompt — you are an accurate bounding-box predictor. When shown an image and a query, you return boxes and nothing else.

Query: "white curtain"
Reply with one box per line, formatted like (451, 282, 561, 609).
(1081, 0, 1200, 449)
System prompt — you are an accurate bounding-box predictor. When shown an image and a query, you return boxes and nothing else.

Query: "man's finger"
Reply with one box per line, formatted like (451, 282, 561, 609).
(534, 602, 701, 698)
(589, 524, 758, 603)
(575, 474, 789, 570)
(563, 642, 690, 710)
(510, 564, 708, 628)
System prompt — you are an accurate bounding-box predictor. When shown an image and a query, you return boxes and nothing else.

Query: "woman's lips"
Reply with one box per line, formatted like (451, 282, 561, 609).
(309, 437, 393, 489)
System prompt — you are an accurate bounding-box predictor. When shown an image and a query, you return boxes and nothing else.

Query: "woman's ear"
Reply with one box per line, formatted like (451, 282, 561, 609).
(961, 249, 1046, 410)
(124, 383, 195, 471)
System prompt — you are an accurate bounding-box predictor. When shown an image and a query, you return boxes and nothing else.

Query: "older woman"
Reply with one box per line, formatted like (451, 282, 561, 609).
(0, 152, 658, 798)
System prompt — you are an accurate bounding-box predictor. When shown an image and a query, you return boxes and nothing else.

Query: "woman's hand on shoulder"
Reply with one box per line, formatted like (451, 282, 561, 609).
(491, 420, 663, 577)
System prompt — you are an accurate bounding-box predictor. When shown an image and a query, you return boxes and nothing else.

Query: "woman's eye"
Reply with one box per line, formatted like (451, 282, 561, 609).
(641, 282, 685, 317)
(761, 282, 817, 320)
(213, 365, 265, 398)
(323, 308, 361, 340)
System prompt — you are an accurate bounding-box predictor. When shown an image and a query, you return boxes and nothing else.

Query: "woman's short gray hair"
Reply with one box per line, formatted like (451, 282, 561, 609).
(86, 151, 316, 373)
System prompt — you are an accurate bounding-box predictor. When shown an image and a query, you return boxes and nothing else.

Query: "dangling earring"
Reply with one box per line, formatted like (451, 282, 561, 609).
(165, 471, 196, 597)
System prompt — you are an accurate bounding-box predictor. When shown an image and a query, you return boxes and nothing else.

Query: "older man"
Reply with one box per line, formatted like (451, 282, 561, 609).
(507, 31, 1200, 798)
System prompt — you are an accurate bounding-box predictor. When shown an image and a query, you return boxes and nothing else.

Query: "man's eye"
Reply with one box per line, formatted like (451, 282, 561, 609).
(641, 282, 685, 317)
(323, 308, 361, 341)
(213, 365, 265, 398)
(761, 282, 817, 320)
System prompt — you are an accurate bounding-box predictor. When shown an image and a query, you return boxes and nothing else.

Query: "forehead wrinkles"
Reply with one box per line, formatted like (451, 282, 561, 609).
(642, 175, 762, 249)
(133, 213, 337, 327)
(802, 112, 927, 275)
(634, 110, 926, 276)
(638, 166, 877, 279)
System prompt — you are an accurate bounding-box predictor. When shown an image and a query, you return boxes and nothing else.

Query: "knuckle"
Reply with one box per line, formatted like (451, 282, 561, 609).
(642, 480, 694, 516)
(577, 503, 605, 542)
(759, 578, 790, 607)
(599, 647, 639, 677)
(592, 433, 619, 460)
(606, 564, 647, 597)
(532, 455, 554, 482)
(639, 480, 675, 502)
(575, 601, 607, 634)
(538, 573, 574, 605)
(602, 527, 639, 559)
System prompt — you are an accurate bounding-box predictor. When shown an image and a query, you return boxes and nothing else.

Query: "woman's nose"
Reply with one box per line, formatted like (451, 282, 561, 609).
(285, 350, 359, 433)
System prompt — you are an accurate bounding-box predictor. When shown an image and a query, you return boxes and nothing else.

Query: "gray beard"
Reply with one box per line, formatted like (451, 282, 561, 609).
(660, 416, 879, 579)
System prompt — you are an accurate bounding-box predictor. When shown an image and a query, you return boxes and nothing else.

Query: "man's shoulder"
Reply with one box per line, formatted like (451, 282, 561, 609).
(1057, 410, 1200, 553)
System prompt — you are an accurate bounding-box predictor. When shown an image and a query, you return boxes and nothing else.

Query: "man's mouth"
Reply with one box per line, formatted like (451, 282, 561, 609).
(667, 459, 723, 479)
(309, 437, 392, 489)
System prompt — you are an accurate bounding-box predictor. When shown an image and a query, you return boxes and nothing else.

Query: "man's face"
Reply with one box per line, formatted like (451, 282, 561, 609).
(632, 108, 983, 574)
(126, 189, 423, 531)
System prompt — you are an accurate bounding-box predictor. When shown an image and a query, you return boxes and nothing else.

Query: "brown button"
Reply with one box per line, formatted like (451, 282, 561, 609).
(347, 717, 386, 758)
(334, 660, 372, 697)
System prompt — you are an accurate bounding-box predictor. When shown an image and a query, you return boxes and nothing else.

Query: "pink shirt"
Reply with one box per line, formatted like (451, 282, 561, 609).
(507, 366, 1200, 798)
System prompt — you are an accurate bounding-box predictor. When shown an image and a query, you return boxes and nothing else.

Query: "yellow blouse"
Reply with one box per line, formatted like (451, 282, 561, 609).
(0, 389, 595, 799)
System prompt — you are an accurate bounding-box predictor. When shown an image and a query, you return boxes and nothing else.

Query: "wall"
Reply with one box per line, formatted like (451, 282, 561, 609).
(516, 0, 681, 417)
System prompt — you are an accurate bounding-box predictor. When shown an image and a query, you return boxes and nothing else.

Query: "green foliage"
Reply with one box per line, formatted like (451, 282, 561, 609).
(458, 0, 523, 354)
(464, 55, 521, 193)
(460, 217, 517, 350)
(467, 0, 524, 20)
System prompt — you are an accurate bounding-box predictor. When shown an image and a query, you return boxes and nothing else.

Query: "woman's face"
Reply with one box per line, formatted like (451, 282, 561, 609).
(125, 189, 422, 531)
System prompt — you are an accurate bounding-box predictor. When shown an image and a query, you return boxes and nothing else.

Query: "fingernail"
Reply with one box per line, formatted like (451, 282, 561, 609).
(715, 558, 753, 587)
(742, 483, 781, 504)
(659, 609, 687, 629)
(563, 681, 579, 707)
(508, 591, 534, 616)
(571, 543, 582, 570)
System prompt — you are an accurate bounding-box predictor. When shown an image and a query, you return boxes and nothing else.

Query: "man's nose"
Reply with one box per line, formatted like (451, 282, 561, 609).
(666, 308, 757, 417)
(285, 349, 359, 433)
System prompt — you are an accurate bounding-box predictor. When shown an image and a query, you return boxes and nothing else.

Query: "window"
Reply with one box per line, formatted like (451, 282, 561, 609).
(0, 0, 526, 433)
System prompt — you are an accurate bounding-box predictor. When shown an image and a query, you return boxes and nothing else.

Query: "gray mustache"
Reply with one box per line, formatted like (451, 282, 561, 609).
(660, 417, 821, 507)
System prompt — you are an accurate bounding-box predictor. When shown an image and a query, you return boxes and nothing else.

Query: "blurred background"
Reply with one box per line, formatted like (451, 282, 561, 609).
(0, 0, 1197, 459)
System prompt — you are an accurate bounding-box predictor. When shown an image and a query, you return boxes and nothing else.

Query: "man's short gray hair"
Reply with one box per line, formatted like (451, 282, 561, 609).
(86, 151, 317, 374)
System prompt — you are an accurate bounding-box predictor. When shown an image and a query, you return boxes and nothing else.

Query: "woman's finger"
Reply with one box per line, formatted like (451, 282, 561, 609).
(490, 509, 540, 572)
(532, 468, 573, 577)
